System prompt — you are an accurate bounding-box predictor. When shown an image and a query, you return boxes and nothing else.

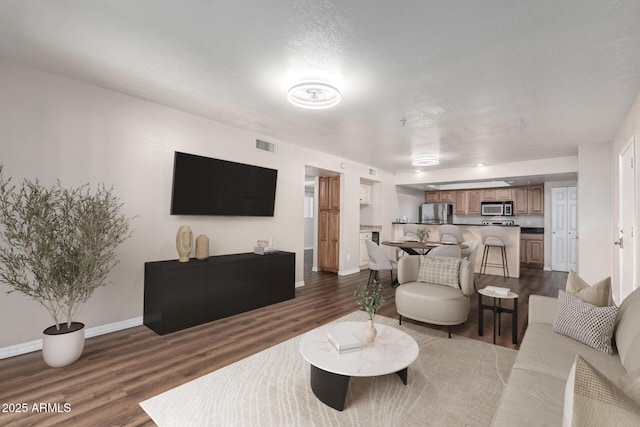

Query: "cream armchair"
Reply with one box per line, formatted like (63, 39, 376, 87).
(395, 255, 474, 338)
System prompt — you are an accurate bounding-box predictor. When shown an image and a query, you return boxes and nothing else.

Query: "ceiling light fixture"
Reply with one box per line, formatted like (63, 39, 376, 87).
(476, 162, 486, 167)
(411, 156, 440, 167)
(287, 82, 341, 109)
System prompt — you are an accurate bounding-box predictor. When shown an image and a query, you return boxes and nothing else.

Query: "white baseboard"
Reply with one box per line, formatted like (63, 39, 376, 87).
(0, 316, 143, 360)
(295, 280, 305, 288)
(338, 268, 361, 276)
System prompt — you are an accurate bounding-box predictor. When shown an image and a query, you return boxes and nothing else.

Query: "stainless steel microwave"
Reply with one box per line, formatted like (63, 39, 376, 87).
(481, 201, 513, 216)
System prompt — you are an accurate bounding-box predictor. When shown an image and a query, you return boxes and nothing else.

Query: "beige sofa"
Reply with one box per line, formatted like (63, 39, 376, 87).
(493, 287, 640, 426)
(395, 255, 474, 338)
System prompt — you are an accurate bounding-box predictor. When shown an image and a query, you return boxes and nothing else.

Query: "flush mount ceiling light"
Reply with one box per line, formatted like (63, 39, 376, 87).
(287, 82, 341, 109)
(411, 156, 440, 167)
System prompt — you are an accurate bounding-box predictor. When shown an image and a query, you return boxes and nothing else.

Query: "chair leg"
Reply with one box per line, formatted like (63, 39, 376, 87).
(368, 270, 375, 285)
(480, 245, 489, 275)
(448, 326, 452, 339)
(399, 314, 403, 325)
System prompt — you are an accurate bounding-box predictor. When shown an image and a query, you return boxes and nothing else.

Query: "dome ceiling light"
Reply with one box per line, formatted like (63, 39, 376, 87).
(411, 156, 440, 167)
(287, 82, 341, 109)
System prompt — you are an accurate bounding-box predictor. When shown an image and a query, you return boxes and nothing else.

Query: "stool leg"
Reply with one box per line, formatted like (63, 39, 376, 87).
(480, 245, 489, 275)
(501, 246, 507, 280)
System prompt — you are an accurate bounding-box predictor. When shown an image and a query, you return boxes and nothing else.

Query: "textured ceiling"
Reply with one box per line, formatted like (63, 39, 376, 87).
(1, 0, 640, 175)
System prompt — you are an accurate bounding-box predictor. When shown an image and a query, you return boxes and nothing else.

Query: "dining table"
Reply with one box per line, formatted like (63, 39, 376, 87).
(381, 240, 468, 256)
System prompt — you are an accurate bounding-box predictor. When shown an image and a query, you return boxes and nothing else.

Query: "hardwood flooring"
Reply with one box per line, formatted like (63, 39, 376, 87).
(0, 251, 567, 426)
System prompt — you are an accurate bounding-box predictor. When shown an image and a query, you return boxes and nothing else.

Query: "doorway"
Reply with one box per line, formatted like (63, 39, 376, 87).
(551, 186, 577, 272)
(617, 135, 637, 302)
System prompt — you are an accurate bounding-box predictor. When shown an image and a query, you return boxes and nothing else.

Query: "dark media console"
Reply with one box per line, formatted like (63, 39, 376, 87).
(143, 252, 295, 335)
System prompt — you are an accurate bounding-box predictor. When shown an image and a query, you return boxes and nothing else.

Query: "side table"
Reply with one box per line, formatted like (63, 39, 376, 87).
(478, 288, 519, 345)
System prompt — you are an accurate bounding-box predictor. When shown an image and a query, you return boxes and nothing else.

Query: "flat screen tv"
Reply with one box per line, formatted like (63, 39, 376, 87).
(170, 151, 278, 216)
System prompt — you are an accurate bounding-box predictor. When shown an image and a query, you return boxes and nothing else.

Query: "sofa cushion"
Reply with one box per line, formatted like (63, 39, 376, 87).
(615, 287, 640, 372)
(417, 256, 460, 288)
(563, 356, 640, 426)
(565, 269, 612, 307)
(553, 290, 618, 354)
(514, 323, 626, 381)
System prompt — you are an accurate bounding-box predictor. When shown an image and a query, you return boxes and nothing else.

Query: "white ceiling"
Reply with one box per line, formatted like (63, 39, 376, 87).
(1, 1, 640, 177)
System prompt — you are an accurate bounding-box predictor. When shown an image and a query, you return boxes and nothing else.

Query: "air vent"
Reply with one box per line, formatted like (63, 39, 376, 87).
(255, 139, 277, 154)
(368, 168, 377, 177)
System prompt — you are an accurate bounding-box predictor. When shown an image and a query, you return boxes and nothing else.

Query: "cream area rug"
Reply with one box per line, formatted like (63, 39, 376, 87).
(140, 311, 517, 426)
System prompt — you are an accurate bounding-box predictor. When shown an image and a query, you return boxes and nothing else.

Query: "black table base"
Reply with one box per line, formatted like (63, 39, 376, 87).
(478, 293, 518, 345)
(309, 365, 409, 411)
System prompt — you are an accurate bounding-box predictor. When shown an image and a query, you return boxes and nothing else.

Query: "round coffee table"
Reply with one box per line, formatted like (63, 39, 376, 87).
(299, 321, 419, 411)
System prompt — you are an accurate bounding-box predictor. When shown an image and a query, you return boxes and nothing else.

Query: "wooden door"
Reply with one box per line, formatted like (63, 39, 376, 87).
(618, 136, 637, 302)
(528, 239, 544, 264)
(551, 187, 568, 271)
(318, 176, 340, 273)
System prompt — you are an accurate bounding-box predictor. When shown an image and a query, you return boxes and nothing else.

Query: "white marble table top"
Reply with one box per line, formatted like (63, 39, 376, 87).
(299, 321, 419, 377)
(478, 288, 519, 300)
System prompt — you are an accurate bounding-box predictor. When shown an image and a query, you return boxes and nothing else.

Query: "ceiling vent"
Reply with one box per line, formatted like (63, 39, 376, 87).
(255, 139, 277, 154)
(368, 168, 377, 177)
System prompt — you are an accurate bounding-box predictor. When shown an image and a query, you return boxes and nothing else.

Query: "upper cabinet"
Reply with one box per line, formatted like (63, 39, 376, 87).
(359, 183, 371, 205)
(528, 185, 544, 214)
(424, 184, 544, 215)
(425, 191, 440, 202)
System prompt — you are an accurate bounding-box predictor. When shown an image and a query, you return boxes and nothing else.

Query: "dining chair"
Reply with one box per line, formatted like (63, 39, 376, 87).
(438, 224, 464, 244)
(461, 240, 479, 290)
(365, 240, 398, 286)
(426, 245, 462, 258)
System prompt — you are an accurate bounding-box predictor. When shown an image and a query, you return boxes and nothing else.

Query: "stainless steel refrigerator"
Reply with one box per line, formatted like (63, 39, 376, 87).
(419, 203, 454, 224)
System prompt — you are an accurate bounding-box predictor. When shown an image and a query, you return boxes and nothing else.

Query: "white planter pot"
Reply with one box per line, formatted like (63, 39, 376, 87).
(42, 322, 85, 368)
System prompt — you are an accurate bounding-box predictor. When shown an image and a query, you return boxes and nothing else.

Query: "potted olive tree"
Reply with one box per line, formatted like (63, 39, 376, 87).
(0, 166, 133, 367)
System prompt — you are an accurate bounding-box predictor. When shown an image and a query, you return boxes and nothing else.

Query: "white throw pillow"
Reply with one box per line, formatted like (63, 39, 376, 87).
(563, 356, 640, 426)
(417, 256, 460, 288)
(565, 269, 612, 307)
(553, 290, 618, 354)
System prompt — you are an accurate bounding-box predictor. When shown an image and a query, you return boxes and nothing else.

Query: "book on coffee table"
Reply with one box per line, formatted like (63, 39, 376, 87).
(327, 329, 362, 354)
(483, 286, 511, 296)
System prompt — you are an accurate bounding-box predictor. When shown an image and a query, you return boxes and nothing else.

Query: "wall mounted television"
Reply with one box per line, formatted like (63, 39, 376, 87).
(170, 151, 278, 216)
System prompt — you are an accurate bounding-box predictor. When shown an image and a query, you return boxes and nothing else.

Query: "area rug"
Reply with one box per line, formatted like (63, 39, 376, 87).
(140, 311, 517, 426)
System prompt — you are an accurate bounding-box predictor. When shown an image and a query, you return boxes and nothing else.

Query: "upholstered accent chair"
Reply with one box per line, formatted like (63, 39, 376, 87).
(395, 249, 473, 338)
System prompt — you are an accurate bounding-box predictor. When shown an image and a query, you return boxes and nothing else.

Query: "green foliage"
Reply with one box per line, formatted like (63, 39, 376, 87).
(353, 281, 385, 320)
(417, 228, 430, 242)
(0, 165, 134, 329)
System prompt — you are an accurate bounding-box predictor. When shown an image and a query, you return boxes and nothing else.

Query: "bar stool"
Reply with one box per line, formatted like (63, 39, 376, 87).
(480, 226, 509, 280)
(438, 224, 463, 244)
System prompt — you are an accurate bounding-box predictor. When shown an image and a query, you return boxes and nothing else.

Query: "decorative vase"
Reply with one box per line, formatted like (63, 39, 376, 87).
(176, 226, 193, 262)
(42, 322, 85, 368)
(195, 234, 209, 260)
(364, 318, 377, 343)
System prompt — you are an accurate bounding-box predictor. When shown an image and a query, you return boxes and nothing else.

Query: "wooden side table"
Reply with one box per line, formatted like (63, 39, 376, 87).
(478, 288, 519, 345)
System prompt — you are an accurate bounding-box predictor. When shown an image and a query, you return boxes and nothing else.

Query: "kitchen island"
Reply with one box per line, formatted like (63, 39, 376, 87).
(391, 223, 521, 278)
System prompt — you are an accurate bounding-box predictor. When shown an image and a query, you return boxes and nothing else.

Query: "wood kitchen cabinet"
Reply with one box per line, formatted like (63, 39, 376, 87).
(466, 190, 481, 214)
(425, 191, 440, 202)
(520, 233, 544, 268)
(528, 185, 544, 214)
(496, 188, 513, 201)
(481, 189, 496, 201)
(319, 176, 340, 272)
(439, 191, 455, 203)
(513, 187, 528, 214)
(454, 191, 467, 215)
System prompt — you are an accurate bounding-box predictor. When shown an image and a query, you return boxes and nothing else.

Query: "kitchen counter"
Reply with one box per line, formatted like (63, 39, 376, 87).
(392, 221, 520, 227)
(521, 227, 544, 234)
(391, 223, 521, 278)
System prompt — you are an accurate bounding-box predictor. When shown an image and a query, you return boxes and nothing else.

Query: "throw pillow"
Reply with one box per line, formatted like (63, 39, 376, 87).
(553, 290, 618, 354)
(565, 269, 612, 307)
(614, 367, 640, 407)
(563, 356, 640, 426)
(417, 256, 460, 288)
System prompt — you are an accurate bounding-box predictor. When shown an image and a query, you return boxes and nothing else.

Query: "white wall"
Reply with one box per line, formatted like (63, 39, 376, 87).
(396, 186, 425, 223)
(577, 143, 613, 283)
(0, 60, 397, 349)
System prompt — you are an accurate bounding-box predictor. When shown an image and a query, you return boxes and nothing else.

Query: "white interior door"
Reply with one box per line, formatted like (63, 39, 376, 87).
(617, 136, 636, 302)
(551, 186, 577, 272)
(552, 187, 568, 271)
(568, 186, 578, 271)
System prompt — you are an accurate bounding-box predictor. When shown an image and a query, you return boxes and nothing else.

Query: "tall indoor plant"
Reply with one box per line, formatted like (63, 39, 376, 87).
(0, 166, 134, 367)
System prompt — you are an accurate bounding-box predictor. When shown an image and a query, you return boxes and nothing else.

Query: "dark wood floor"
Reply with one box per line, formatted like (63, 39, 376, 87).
(0, 251, 567, 426)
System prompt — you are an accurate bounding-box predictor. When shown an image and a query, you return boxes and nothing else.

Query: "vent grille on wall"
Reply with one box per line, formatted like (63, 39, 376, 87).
(255, 139, 277, 154)
(368, 168, 377, 177)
